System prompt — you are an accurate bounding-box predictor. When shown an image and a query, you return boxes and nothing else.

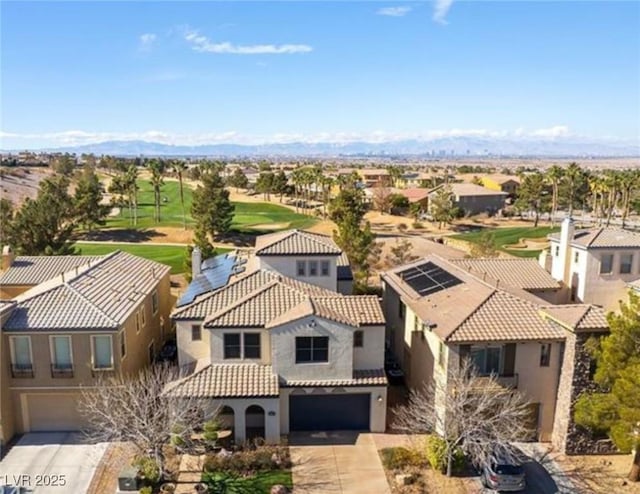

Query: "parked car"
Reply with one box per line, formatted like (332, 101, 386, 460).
(481, 452, 526, 492)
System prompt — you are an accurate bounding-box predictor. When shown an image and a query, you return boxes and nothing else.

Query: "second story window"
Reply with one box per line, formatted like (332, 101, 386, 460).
(620, 253, 633, 274)
(600, 254, 614, 274)
(243, 333, 261, 359)
(50, 335, 73, 372)
(354, 330, 364, 348)
(296, 260, 306, 277)
(91, 335, 113, 370)
(296, 336, 329, 363)
(10, 335, 33, 377)
(152, 290, 159, 315)
(470, 346, 502, 375)
(574, 252, 579, 263)
(191, 324, 202, 341)
(540, 343, 551, 367)
(321, 260, 330, 276)
(223, 333, 241, 359)
(309, 260, 318, 277)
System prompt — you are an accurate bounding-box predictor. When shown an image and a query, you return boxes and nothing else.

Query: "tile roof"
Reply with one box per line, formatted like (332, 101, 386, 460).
(203, 275, 384, 329)
(548, 227, 640, 249)
(430, 183, 508, 197)
(0, 255, 104, 286)
(540, 305, 609, 331)
(450, 258, 560, 291)
(254, 230, 342, 256)
(164, 364, 279, 398)
(3, 251, 170, 331)
(282, 369, 388, 387)
(383, 255, 568, 344)
(398, 188, 430, 203)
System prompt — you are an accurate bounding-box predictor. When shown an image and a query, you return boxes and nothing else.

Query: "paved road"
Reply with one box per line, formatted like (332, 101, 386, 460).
(0, 433, 107, 494)
(290, 431, 390, 494)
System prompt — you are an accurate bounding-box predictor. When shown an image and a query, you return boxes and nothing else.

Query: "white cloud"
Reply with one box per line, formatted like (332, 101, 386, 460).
(377, 6, 412, 17)
(530, 125, 570, 138)
(433, 0, 454, 24)
(0, 127, 586, 149)
(138, 33, 157, 51)
(183, 28, 312, 55)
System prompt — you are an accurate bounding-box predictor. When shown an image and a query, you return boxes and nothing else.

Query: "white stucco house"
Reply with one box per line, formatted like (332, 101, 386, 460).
(167, 230, 386, 444)
(546, 219, 640, 311)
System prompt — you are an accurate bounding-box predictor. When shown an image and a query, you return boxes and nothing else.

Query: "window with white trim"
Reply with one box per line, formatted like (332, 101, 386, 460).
(295, 336, 329, 363)
(600, 254, 614, 274)
(243, 333, 261, 359)
(321, 260, 330, 276)
(620, 254, 633, 275)
(296, 260, 306, 277)
(10, 336, 33, 373)
(309, 260, 318, 276)
(223, 333, 241, 359)
(91, 335, 113, 369)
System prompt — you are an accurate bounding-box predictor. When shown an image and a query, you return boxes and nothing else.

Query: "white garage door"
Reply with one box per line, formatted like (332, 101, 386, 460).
(27, 394, 85, 432)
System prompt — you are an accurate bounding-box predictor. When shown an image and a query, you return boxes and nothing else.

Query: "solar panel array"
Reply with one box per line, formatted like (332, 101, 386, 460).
(398, 261, 463, 296)
(177, 253, 246, 306)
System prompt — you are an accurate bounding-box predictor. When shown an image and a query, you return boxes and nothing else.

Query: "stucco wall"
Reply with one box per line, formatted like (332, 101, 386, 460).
(176, 319, 210, 367)
(278, 386, 387, 434)
(353, 325, 385, 370)
(337, 279, 353, 295)
(580, 248, 639, 311)
(0, 285, 32, 300)
(210, 329, 272, 365)
(455, 194, 506, 215)
(257, 255, 338, 291)
(203, 397, 280, 444)
(271, 316, 357, 381)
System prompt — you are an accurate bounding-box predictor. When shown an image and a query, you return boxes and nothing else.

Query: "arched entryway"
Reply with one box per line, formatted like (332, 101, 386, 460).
(245, 404, 265, 442)
(218, 405, 235, 447)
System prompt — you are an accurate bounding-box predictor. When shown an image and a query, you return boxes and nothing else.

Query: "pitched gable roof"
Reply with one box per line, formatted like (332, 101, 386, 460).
(549, 227, 640, 249)
(539, 305, 608, 331)
(0, 255, 104, 286)
(3, 251, 170, 331)
(254, 229, 342, 256)
(450, 258, 560, 291)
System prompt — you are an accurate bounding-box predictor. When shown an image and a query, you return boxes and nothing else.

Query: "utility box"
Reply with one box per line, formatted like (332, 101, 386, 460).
(117, 466, 140, 491)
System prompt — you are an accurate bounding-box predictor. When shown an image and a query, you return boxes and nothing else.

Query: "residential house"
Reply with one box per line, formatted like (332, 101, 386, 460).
(0, 251, 172, 447)
(168, 230, 386, 444)
(359, 169, 391, 187)
(546, 219, 640, 311)
(381, 255, 608, 448)
(396, 188, 430, 211)
(427, 183, 507, 216)
(480, 174, 520, 197)
(0, 247, 104, 299)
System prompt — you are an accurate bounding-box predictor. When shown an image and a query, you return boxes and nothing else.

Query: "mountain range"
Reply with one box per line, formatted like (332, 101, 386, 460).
(4, 136, 639, 157)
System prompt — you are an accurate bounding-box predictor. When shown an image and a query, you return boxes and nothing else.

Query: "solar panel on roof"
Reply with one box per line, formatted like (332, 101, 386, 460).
(176, 253, 242, 306)
(399, 262, 462, 296)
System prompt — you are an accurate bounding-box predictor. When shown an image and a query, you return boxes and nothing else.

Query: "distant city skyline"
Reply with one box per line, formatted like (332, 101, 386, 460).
(1, 1, 639, 150)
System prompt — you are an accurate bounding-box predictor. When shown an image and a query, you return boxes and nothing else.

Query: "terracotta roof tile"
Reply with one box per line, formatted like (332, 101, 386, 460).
(254, 229, 342, 256)
(549, 227, 640, 249)
(540, 305, 608, 331)
(165, 364, 279, 398)
(282, 369, 388, 387)
(451, 258, 560, 291)
(0, 255, 104, 286)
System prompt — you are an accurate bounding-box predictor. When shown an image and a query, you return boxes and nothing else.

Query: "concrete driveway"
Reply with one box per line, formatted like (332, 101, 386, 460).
(289, 431, 390, 494)
(0, 433, 107, 494)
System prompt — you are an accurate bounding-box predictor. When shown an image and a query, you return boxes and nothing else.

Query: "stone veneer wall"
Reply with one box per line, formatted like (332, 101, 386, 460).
(553, 330, 616, 455)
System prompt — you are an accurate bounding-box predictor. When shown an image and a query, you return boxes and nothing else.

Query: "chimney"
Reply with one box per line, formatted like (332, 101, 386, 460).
(552, 218, 574, 285)
(192, 246, 202, 279)
(1, 245, 14, 271)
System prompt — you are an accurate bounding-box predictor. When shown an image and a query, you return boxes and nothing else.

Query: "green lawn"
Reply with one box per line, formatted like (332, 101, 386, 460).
(451, 226, 560, 258)
(107, 180, 317, 232)
(203, 470, 293, 493)
(75, 242, 230, 274)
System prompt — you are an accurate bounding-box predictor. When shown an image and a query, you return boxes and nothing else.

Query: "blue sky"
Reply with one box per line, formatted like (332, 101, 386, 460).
(1, 1, 639, 148)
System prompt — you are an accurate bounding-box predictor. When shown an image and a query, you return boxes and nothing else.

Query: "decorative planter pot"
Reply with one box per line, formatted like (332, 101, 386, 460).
(194, 483, 208, 493)
(160, 482, 177, 493)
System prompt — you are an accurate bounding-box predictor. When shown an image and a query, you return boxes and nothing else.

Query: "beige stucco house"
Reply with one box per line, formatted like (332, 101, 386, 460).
(168, 230, 387, 445)
(547, 219, 640, 311)
(428, 183, 507, 216)
(381, 255, 608, 449)
(0, 251, 172, 448)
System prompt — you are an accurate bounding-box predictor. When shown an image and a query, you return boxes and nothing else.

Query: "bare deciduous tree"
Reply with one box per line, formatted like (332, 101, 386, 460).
(79, 364, 207, 478)
(393, 359, 532, 476)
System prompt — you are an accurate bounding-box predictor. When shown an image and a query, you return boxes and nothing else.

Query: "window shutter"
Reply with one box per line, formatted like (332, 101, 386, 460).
(503, 343, 516, 377)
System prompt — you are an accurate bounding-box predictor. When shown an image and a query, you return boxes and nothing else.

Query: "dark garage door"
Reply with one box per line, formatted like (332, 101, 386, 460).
(290, 394, 370, 431)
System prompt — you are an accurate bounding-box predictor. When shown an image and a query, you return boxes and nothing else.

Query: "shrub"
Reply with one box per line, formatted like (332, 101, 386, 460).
(202, 419, 220, 449)
(203, 445, 291, 474)
(379, 447, 426, 471)
(139, 487, 153, 494)
(424, 435, 465, 474)
(412, 221, 423, 229)
(132, 455, 161, 485)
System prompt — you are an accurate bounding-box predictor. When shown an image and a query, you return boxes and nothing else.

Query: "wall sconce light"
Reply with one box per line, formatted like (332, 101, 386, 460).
(309, 319, 316, 328)
(268, 411, 276, 416)
(377, 395, 383, 403)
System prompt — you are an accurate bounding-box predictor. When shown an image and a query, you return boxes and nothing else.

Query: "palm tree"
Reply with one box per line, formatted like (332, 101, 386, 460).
(125, 165, 139, 227)
(603, 170, 620, 227)
(545, 165, 563, 226)
(588, 174, 606, 226)
(147, 160, 166, 223)
(172, 160, 188, 229)
(562, 162, 585, 218)
(619, 169, 639, 229)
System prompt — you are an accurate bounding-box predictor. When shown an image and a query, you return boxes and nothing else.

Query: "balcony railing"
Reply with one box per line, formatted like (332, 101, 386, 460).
(11, 363, 34, 378)
(476, 373, 519, 389)
(51, 364, 74, 378)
